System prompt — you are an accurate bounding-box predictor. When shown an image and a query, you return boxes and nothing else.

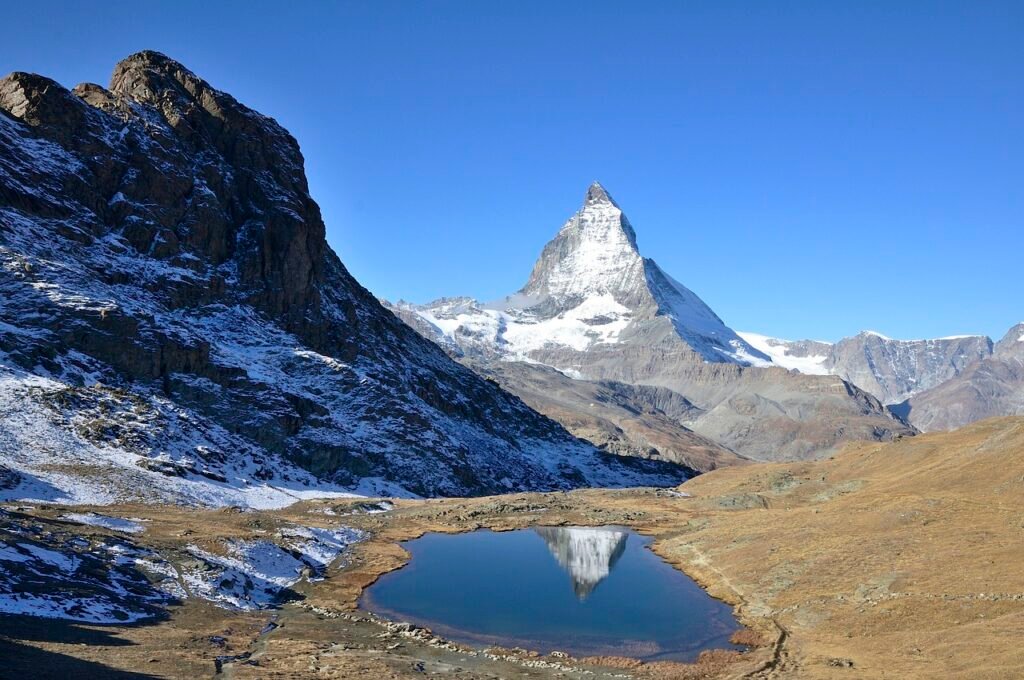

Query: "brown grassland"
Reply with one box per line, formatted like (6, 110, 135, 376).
(1, 417, 1022, 679)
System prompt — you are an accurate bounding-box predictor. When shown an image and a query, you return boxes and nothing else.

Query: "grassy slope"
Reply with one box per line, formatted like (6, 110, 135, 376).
(666, 416, 1024, 678)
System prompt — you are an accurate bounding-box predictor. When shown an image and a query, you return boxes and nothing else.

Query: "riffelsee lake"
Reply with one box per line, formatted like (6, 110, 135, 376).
(360, 526, 742, 661)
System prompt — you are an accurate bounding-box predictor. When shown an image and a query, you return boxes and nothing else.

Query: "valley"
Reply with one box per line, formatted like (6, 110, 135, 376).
(3, 417, 1022, 678)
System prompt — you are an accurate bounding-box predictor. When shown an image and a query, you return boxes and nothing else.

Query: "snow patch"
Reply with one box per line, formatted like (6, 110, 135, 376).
(737, 332, 831, 375)
(61, 513, 146, 534)
(182, 526, 364, 610)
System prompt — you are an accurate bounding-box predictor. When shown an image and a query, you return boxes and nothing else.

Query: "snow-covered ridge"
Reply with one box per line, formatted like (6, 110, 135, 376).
(737, 332, 831, 375)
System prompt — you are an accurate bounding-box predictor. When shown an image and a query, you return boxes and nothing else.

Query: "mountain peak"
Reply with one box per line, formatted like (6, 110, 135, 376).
(109, 50, 199, 106)
(511, 183, 766, 365)
(996, 322, 1024, 351)
(520, 182, 641, 302)
(585, 181, 618, 207)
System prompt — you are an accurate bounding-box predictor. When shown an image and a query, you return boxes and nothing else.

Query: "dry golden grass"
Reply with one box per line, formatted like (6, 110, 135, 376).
(657, 416, 1024, 679)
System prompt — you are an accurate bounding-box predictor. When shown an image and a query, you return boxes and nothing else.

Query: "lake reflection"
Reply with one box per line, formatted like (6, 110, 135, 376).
(361, 526, 741, 661)
(534, 526, 628, 599)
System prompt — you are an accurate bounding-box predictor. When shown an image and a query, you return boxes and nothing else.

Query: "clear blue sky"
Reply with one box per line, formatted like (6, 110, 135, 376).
(3, 1, 1021, 341)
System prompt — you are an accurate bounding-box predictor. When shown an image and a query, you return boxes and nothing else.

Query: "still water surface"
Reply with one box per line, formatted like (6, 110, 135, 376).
(360, 526, 741, 661)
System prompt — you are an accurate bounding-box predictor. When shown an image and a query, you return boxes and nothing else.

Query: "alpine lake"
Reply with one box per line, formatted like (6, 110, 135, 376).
(360, 526, 742, 662)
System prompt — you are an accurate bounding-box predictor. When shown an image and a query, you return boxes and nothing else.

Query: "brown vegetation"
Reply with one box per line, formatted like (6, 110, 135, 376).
(2, 417, 1023, 678)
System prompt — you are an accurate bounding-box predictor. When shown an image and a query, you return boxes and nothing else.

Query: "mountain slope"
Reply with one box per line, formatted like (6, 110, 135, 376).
(904, 324, 1024, 431)
(675, 415, 1024, 678)
(392, 184, 913, 462)
(0, 52, 688, 503)
(467, 360, 747, 471)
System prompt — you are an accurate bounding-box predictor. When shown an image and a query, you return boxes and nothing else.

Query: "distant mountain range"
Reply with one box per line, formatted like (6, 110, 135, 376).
(740, 325, 1024, 431)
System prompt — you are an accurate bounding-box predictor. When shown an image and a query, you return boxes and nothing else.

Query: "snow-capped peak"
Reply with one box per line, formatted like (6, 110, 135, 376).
(394, 183, 769, 368)
(520, 182, 641, 303)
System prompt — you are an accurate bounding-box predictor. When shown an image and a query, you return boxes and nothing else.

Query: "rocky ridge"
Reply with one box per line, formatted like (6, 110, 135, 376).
(741, 326, 1024, 431)
(740, 330, 994, 404)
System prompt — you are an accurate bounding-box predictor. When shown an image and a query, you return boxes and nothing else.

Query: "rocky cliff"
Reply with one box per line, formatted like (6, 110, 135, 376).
(904, 324, 1024, 431)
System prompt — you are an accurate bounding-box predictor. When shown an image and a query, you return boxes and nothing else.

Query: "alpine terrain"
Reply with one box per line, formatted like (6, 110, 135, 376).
(740, 325, 1024, 431)
(0, 52, 689, 505)
(391, 183, 914, 463)
(0, 44, 1019, 680)
(903, 323, 1024, 430)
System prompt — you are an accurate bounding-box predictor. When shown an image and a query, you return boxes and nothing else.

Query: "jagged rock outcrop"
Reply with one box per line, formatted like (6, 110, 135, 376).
(0, 52, 690, 504)
(391, 184, 914, 462)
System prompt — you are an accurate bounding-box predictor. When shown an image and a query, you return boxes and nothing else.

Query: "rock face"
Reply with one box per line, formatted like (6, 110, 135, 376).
(904, 324, 1024, 431)
(741, 326, 1024, 432)
(827, 332, 993, 405)
(391, 185, 914, 463)
(741, 331, 994, 405)
(0, 52, 690, 504)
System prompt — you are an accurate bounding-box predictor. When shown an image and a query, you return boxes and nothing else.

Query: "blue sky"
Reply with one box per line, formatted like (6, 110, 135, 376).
(3, 1, 1021, 341)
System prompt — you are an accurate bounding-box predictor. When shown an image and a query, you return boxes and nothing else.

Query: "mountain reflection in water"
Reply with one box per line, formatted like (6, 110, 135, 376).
(534, 526, 628, 599)
(361, 526, 743, 662)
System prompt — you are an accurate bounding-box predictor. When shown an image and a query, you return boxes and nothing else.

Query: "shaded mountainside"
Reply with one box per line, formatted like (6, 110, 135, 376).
(0, 52, 689, 503)
(390, 185, 913, 464)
